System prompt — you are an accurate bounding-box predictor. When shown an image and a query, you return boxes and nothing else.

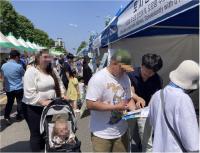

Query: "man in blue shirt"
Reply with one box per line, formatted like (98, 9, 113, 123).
(1, 50, 25, 124)
(127, 53, 163, 152)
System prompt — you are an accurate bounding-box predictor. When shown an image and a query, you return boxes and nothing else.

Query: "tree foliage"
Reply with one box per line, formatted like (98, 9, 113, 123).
(105, 16, 111, 27)
(77, 41, 87, 54)
(0, 1, 54, 48)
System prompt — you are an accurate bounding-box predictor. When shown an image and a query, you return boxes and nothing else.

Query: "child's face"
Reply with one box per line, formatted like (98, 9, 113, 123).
(55, 122, 70, 140)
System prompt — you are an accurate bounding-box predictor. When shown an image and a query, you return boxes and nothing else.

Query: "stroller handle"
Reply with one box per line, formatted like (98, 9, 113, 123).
(48, 98, 71, 107)
(40, 97, 77, 134)
(46, 98, 75, 116)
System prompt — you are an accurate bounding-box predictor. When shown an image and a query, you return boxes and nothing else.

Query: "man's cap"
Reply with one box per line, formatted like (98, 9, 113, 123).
(111, 49, 134, 72)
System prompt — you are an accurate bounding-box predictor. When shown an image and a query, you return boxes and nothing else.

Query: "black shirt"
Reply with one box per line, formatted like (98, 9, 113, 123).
(60, 62, 72, 89)
(128, 67, 162, 105)
(83, 65, 92, 86)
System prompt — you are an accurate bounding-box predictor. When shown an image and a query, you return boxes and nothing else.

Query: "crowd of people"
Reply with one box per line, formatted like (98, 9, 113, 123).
(0, 49, 93, 151)
(0, 49, 199, 152)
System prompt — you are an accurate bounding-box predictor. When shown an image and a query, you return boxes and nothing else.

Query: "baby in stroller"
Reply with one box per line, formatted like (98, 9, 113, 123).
(52, 115, 76, 148)
(40, 98, 81, 152)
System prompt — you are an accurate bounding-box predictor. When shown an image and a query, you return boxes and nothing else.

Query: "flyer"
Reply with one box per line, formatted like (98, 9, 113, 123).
(122, 107, 149, 120)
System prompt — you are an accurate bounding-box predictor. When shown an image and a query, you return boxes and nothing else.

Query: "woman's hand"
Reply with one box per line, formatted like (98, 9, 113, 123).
(62, 96, 68, 100)
(40, 99, 51, 106)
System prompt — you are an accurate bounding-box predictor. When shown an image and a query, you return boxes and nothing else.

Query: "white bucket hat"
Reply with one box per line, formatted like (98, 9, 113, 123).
(169, 60, 199, 90)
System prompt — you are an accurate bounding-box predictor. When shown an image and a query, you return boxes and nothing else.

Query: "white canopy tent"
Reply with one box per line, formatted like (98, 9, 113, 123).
(32, 42, 40, 51)
(107, 34, 199, 107)
(26, 40, 36, 51)
(0, 32, 14, 53)
(6, 32, 26, 53)
(18, 37, 30, 50)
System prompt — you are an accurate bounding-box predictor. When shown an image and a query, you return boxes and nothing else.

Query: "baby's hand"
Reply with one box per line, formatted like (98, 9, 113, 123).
(68, 138, 76, 144)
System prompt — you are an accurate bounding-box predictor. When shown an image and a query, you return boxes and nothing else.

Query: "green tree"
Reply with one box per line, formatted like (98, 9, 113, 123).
(89, 32, 98, 44)
(48, 38, 55, 48)
(55, 46, 66, 53)
(16, 15, 34, 41)
(77, 41, 87, 54)
(105, 16, 111, 27)
(0, 1, 18, 36)
(32, 28, 49, 47)
(0, 0, 56, 48)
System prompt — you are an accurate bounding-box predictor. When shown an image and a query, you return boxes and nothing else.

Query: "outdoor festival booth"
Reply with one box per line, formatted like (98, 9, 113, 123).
(1, 31, 45, 63)
(0, 32, 16, 61)
(91, 0, 199, 108)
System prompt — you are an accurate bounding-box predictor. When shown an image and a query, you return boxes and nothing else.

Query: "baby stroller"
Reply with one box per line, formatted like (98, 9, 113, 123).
(40, 98, 81, 152)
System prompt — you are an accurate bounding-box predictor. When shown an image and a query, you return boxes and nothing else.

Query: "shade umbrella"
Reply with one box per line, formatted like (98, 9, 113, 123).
(6, 32, 27, 52)
(0, 31, 16, 49)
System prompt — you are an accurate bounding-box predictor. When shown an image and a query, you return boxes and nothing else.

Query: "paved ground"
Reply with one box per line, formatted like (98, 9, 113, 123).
(0, 95, 93, 152)
(0, 92, 142, 152)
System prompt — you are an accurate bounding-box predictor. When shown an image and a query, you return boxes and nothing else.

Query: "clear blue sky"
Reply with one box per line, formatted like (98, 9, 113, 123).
(11, 0, 130, 54)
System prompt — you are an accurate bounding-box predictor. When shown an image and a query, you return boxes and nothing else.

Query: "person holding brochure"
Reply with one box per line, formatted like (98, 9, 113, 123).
(86, 49, 136, 152)
(127, 53, 163, 152)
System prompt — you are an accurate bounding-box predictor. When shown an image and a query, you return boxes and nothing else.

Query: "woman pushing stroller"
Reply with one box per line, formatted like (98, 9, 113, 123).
(22, 49, 67, 152)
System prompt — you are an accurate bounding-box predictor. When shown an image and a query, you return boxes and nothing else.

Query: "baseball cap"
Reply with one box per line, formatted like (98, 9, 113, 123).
(111, 49, 134, 72)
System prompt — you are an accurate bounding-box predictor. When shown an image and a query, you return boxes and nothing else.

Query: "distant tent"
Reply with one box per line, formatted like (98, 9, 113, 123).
(32, 42, 40, 51)
(0, 32, 16, 50)
(6, 32, 27, 52)
(18, 37, 35, 52)
(26, 40, 36, 52)
(49, 48, 64, 56)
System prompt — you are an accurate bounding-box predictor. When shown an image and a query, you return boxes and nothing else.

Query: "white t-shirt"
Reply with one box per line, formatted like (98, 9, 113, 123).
(149, 86, 199, 152)
(86, 68, 132, 139)
(23, 67, 65, 106)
